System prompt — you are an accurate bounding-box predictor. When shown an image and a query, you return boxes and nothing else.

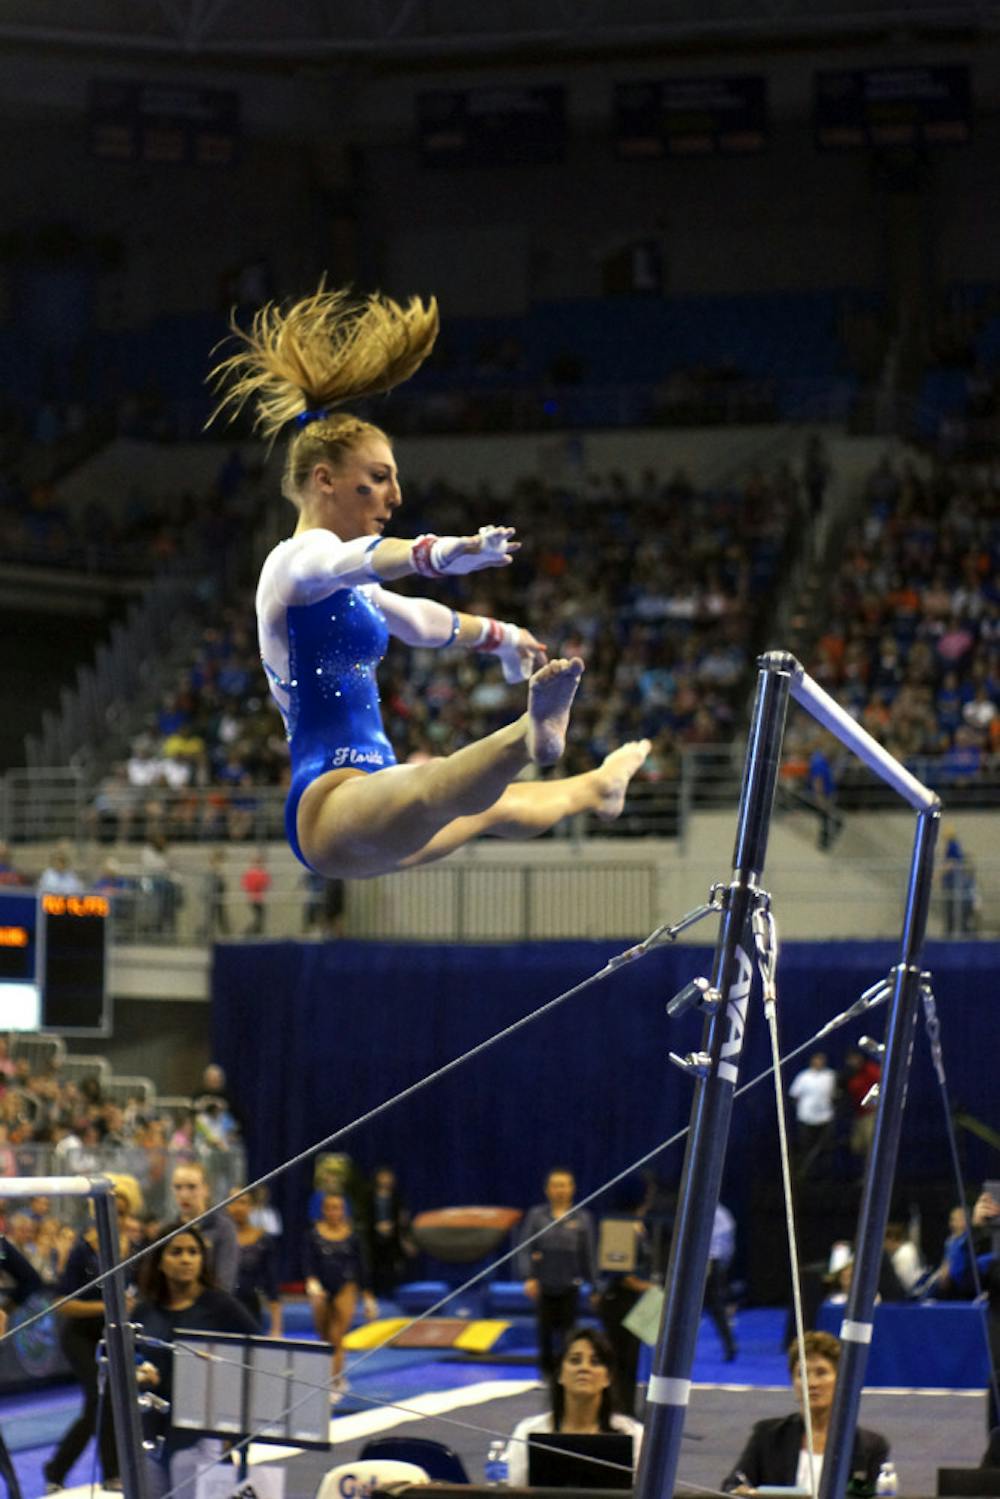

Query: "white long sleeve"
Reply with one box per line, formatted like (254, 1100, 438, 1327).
(370, 585, 458, 649)
(259, 531, 383, 613)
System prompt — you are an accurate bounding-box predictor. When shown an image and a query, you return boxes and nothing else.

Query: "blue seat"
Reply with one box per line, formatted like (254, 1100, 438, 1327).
(395, 1280, 450, 1313)
(360, 1436, 469, 1483)
(486, 1280, 534, 1315)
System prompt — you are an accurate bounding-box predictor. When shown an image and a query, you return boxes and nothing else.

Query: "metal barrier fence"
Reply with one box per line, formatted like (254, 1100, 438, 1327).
(0, 768, 683, 846)
(94, 860, 661, 944)
(56, 855, 989, 944)
(7, 745, 1000, 852)
(0, 1144, 247, 1226)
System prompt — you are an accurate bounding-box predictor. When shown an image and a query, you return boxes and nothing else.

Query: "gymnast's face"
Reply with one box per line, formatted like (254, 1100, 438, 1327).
(325, 438, 402, 541)
(321, 1193, 347, 1227)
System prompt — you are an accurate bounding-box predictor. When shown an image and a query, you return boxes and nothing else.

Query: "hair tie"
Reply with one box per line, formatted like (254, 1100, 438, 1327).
(294, 408, 328, 428)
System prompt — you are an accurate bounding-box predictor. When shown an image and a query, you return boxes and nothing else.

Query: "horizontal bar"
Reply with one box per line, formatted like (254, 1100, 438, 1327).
(790, 666, 938, 812)
(0, 1175, 111, 1199)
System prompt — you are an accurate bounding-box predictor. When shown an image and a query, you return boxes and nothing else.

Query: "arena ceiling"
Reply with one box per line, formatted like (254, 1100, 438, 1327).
(0, 0, 997, 68)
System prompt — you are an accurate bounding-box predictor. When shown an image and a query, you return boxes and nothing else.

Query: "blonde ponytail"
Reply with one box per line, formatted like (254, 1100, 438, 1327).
(206, 282, 439, 443)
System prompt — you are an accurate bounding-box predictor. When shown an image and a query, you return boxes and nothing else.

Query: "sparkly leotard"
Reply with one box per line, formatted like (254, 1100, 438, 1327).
(271, 586, 396, 868)
(257, 530, 458, 871)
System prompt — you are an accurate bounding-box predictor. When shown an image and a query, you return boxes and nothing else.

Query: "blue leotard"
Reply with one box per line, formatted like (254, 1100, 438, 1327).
(303, 1227, 371, 1295)
(272, 585, 397, 869)
(258, 530, 461, 871)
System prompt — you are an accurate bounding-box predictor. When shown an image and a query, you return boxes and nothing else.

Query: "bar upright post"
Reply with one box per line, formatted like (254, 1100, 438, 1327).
(92, 1179, 148, 1499)
(818, 803, 940, 1499)
(634, 652, 794, 1499)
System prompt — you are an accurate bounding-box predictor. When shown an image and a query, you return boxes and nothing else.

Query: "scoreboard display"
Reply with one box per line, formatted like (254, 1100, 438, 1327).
(89, 79, 240, 167)
(0, 891, 110, 1035)
(614, 76, 769, 157)
(814, 66, 971, 150)
(416, 86, 567, 166)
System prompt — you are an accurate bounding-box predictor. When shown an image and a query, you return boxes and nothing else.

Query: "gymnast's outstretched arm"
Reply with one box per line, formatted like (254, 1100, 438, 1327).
(372, 586, 547, 680)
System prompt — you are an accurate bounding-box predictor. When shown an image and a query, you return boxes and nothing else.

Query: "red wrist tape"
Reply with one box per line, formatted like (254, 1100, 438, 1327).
(411, 535, 441, 578)
(478, 618, 505, 651)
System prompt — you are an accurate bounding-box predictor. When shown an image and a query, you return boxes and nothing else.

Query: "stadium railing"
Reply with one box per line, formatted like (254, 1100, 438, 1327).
(5, 744, 999, 849)
(0, 1144, 247, 1228)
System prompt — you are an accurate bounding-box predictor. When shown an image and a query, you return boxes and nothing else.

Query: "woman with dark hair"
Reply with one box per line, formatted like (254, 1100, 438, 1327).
(209, 285, 648, 882)
(504, 1325, 643, 1487)
(722, 1331, 888, 1493)
(132, 1222, 259, 1499)
(304, 1191, 377, 1387)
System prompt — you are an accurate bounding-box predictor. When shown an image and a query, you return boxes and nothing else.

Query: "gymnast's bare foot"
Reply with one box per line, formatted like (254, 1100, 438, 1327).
(593, 740, 651, 820)
(527, 657, 584, 766)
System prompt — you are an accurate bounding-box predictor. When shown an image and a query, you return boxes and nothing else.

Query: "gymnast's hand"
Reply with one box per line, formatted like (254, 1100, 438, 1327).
(497, 626, 548, 684)
(411, 525, 520, 578)
(972, 1191, 1000, 1228)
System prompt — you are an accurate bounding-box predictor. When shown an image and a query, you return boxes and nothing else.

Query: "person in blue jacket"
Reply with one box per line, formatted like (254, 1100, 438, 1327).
(947, 1188, 1000, 1433)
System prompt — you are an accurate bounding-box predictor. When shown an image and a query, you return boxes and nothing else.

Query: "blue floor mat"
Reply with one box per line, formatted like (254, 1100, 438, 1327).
(4, 1305, 793, 1496)
(3, 1393, 84, 1454)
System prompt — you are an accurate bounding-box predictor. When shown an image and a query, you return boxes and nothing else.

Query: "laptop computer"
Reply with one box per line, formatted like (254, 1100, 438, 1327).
(938, 1469, 1000, 1497)
(527, 1431, 634, 1490)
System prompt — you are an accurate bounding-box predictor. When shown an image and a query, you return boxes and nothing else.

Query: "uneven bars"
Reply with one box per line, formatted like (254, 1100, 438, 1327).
(789, 661, 938, 813)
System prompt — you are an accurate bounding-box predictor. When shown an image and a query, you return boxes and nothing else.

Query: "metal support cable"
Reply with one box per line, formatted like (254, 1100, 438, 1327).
(754, 906, 816, 1499)
(0, 963, 895, 1355)
(0, 924, 679, 1340)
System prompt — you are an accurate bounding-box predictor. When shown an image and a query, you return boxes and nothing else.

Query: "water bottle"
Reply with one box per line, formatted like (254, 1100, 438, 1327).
(875, 1461, 899, 1496)
(484, 1440, 509, 1485)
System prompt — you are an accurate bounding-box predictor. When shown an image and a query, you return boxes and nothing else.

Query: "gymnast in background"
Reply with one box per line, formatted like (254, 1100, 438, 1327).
(304, 1190, 377, 1388)
(208, 284, 648, 880)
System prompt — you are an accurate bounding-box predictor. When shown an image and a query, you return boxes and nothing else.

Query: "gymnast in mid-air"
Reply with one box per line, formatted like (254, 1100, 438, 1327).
(209, 285, 649, 880)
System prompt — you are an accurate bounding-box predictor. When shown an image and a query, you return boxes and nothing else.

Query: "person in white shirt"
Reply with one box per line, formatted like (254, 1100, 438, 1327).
(706, 1202, 737, 1360)
(505, 1325, 642, 1487)
(884, 1220, 924, 1293)
(37, 847, 84, 896)
(788, 1051, 837, 1176)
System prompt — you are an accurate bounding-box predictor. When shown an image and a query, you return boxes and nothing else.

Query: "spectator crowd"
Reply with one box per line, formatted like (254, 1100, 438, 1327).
(72, 461, 801, 846)
(0, 1043, 244, 1260)
(804, 453, 1000, 787)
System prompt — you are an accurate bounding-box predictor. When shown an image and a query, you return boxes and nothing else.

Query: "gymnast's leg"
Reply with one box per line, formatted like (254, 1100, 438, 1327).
(298, 658, 586, 878)
(398, 739, 651, 868)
